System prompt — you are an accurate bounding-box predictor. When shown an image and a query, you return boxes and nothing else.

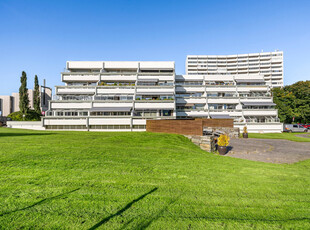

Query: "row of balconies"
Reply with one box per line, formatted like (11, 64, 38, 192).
(176, 109, 278, 117)
(187, 69, 283, 74)
(55, 85, 269, 96)
(187, 55, 282, 62)
(49, 101, 175, 110)
(190, 62, 283, 68)
(61, 72, 175, 82)
(43, 117, 149, 127)
(187, 71, 283, 79)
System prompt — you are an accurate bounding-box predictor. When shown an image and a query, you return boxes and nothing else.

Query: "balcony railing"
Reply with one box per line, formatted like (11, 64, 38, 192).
(245, 118, 280, 123)
(208, 109, 241, 112)
(207, 95, 238, 98)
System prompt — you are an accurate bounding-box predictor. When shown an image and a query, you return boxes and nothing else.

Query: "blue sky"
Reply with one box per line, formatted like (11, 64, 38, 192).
(0, 0, 309, 95)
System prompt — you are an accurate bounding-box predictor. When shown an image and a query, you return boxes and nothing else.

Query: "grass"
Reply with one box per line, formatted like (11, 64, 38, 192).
(249, 132, 310, 142)
(0, 128, 309, 229)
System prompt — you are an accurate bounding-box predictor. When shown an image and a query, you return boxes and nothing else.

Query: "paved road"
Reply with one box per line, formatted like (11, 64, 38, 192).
(295, 133, 310, 139)
(226, 138, 310, 164)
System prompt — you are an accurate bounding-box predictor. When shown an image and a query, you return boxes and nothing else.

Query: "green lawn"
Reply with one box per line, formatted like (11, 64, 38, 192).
(0, 128, 309, 229)
(249, 132, 310, 142)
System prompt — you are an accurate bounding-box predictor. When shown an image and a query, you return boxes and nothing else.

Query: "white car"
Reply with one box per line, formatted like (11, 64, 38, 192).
(283, 124, 308, 133)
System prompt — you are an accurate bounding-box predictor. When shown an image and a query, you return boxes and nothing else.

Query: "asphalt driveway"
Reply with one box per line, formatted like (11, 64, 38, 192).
(226, 138, 310, 164)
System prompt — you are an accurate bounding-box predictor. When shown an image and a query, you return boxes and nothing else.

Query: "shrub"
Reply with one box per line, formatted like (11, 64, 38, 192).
(243, 126, 248, 134)
(218, 134, 229, 146)
(8, 110, 41, 121)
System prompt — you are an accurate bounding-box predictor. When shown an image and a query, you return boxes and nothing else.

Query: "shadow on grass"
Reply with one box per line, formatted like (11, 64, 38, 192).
(88, 187, 158, 230)
(131, 196, 179, 229)
(0, 132, 55, 137)
(0, 188, 80, 217)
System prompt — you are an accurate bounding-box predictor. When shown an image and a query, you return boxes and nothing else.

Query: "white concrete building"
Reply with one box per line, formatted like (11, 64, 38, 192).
(175, 74, 282, 133)
(43, 61, 176, 131)
(186, 51, 284, 88)
(8, 56, 283, 133)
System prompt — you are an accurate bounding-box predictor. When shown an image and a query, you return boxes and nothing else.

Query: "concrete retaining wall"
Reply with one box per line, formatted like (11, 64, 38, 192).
(6, 121, 45, 130)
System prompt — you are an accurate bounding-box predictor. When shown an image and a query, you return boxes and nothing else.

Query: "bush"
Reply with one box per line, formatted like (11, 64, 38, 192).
(243, 126, 248, 134)
(218, 134, 229, 146)
(8, 110, 41, 121)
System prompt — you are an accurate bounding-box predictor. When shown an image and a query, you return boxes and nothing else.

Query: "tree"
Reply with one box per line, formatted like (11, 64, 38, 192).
(272, 88, 294, 123)
(272, 81, 310, 124)
(19, 71, 29, 115)
(33, 75, 41, 114)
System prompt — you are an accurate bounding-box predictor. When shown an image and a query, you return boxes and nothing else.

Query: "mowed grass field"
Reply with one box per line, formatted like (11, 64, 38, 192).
(0, 128, 309, 229)
(249, 132, 310, 142)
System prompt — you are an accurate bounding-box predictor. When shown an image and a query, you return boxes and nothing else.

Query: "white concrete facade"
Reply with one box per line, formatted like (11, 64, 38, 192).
(186, 51, 284, 88)
(175, 74, 282, 133)
(8, 55, 282, 133)
(43, 61, 176, 131)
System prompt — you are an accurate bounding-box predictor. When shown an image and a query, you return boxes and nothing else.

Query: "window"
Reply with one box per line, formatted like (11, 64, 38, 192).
(45, 125, 87, 130)
(133, 125, 146, 129)
(162, 110, 172, 116)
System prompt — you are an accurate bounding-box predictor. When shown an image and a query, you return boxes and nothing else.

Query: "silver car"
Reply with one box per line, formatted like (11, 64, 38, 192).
(283, 124, 308, 133)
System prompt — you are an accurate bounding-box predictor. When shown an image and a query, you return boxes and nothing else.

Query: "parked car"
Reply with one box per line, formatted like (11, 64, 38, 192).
(301, 124, 310, 129)
(283, 124, 308, 133)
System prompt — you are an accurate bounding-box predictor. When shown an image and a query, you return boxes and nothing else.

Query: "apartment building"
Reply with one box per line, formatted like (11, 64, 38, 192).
(42, 61, 176, 131)
(0, 95, 13, 117)
(175, 74, 282, 133)
(41, 60, 282, 133)
(186, 51, 283, 88)
(0, 87, 51, 117)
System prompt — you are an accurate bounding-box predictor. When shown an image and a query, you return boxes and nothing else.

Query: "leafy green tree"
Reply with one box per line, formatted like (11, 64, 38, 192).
(272, 81, 310, 123)
(19, 71, 29, 115)
(272, 88, 295, 123)
(285, 81, 310, 123)
(8, 110, 41, 121)
(33, 75, 41, 114)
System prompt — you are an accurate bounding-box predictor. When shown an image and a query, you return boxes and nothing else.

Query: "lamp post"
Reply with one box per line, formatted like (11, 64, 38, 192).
(23, 114, 25, 121)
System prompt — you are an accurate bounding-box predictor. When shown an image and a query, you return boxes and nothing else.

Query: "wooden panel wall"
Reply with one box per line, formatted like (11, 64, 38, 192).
(200, 118, 234, 128)
(146, 119, 234, 135)
(146, 119, 203, 135)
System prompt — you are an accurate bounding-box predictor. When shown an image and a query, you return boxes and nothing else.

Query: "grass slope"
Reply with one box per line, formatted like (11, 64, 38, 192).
(0, 128, 309, 229)
(249, 132, 310, 142)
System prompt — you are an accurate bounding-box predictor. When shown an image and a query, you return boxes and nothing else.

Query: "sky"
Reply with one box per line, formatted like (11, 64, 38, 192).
(0, 0, 309, 95)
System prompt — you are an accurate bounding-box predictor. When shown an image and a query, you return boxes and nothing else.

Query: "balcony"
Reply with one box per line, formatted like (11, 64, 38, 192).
(136, 87, 174, 95)
(62, 73, 100, 82)
(56, 86, 96, 95)
(243, 110, 278, 116)
(97, 86, 135, 95)
(245, 118, 280, 123)
(208, 98, 239, 104)
(177, 108, 205, 112)
(100, 75, 137, 81)
(50, 101, 92, 109)
(208, 109, 241, 112)
(176, 98, 205, 104)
